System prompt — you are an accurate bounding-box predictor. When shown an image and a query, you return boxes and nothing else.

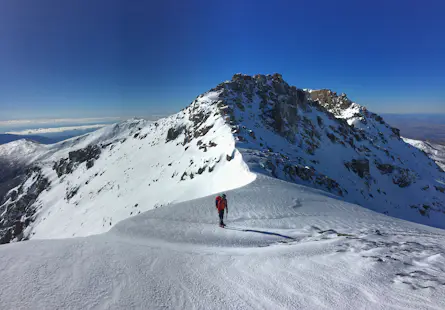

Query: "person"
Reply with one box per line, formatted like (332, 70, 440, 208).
(215, 193, 228, 227)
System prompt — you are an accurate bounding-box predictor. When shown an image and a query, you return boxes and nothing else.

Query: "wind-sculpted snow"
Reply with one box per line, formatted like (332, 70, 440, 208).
(0, 176, 444, 309)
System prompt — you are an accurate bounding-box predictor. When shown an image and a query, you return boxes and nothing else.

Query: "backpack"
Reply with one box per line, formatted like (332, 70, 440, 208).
(215, 196, 226, 211)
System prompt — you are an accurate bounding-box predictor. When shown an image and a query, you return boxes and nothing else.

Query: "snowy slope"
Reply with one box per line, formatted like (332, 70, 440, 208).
(0, 94, 255, 242)
(1, 175, 444, 309)
(1, 74, 445, 309)
(2, 74, 445, 244)
(403, 137, 445, 171)
(214, 75, 445, 227)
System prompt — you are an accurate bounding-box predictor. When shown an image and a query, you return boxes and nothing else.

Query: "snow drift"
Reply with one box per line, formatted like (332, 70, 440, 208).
(1, 175, 445, 309)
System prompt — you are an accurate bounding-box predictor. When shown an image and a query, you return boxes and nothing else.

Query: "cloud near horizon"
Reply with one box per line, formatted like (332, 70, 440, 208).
(0, 117, 123, 126)
(6, 124, 109, 135)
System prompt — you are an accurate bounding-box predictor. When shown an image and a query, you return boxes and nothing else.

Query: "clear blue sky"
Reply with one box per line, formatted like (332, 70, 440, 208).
(1, 0, 444, 120)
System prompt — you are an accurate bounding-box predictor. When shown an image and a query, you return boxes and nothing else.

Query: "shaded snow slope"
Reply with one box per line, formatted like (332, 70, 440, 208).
(1, 175, 444, 310)
(403, 138, 445, 171)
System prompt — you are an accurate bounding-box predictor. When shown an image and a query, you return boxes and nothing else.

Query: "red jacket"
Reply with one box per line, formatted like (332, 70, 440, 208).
(215, 196, 228, 212)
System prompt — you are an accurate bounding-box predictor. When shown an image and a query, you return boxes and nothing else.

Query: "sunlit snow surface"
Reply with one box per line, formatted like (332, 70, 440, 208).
(403, 137, 445, 171)
(1, 87, 445, 309)
(1, 175, 444, 309)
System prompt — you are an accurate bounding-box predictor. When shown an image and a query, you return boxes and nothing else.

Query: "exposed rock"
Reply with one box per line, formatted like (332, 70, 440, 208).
(317, 116, 324, 128)
(86, 160, 94, 169)
(345, 159, 370, 178)
(376, 163, 394, 174)
(327, 133, 337, 143)
(166, 125, 186, 142)
(0, 167, 50, 244)
(53, 145, 101, 177)
(194, 125, 213, 138)
(392, 168, 416, 188)
(9, 190, 18, 201)
(391, 127, 401, 138)
(66, 186, 80, 200)
(435, 186, 445, 193)
(310, 89, 352, 112)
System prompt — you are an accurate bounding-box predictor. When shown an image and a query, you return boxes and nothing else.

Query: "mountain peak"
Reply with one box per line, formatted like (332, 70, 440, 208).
(1, 73, 444, 244)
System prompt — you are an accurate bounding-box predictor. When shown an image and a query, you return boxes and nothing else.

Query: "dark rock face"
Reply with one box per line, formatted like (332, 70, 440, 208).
(392, 168, 415, 188)
(345, 159, 370, 178)
(53, 145, 101, 177)
(284, 164, 344, 196)
(376, 163, 395, 174)
(435, 186, 445, 193)
(66, 186, 79, 201)
(0, 167, 50, 244)
(391, 127, 401, 138)
(166, 126, 185, 142)
(69, 145, 101, 164)
(310, 90, 352, 112)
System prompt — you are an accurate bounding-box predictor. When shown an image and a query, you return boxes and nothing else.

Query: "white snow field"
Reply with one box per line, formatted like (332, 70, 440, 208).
(1, 174, 445, 309)
(403, 138, 445, 171)
(1, 74, 445, 309)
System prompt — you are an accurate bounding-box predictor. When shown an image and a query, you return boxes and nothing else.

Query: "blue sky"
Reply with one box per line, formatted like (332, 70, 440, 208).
(1, 0, 444, 120)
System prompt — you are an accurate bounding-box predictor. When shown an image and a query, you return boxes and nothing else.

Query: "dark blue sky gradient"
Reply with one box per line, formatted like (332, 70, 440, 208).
(1, 0, 444, 119)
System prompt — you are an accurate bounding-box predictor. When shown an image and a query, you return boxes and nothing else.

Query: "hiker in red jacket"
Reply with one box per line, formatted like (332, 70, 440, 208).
(215, 194, 228, 227)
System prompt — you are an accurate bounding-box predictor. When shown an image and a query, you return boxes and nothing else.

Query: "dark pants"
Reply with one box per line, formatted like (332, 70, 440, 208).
(218, 209, 225, 225)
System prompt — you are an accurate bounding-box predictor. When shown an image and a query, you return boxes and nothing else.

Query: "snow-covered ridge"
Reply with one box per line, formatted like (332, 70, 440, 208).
(209, 73, 444, 227)
(403, 137, 445, 171)
(0, 94, 256, 242)
(1, 73, 445, 244)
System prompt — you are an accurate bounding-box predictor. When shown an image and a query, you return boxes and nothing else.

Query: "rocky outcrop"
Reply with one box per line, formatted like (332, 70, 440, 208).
(166, 126, 185, 142)
(53, 145, 101, 177)
(284, 164, 344, 196)
(214, 73, 445, 224)
(344, 159, 370, 178)
(392, 168, 416, 188)
(310, 90, 353, 113)
(0, 167, 50, 244)
(376, 163, 395, 174)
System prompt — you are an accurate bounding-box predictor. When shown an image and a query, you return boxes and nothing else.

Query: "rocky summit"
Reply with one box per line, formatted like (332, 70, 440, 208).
(0, 73, 444, 244)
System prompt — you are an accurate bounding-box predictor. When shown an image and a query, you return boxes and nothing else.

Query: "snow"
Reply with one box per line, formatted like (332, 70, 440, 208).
(0, 139, 44, 159)
(403, 137, 445, 171)
(21, 96, 255, 239)
(1, 75, 445, 309)
(2, 80, 444, 241)
(1, 174, 444, 309)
